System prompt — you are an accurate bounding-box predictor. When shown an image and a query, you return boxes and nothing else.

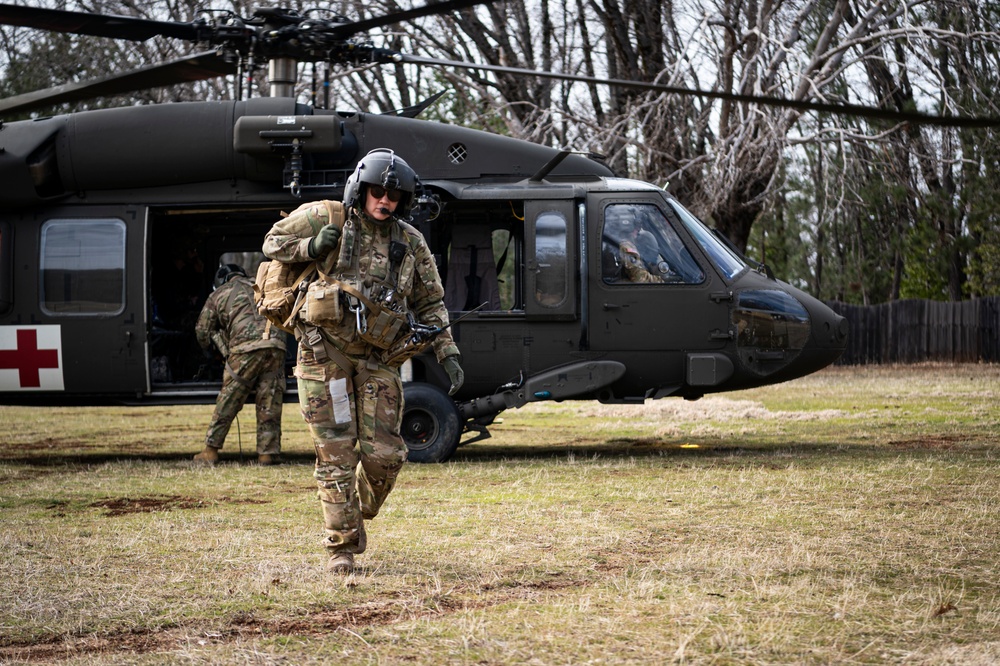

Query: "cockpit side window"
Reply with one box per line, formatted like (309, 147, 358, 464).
(601, 204, 704, 285)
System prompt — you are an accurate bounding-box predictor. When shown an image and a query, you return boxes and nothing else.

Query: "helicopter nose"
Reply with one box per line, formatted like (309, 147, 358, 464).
(731, 286, 847, 382)
(813, 304, 849, 357)
(795, 292, 849, 375)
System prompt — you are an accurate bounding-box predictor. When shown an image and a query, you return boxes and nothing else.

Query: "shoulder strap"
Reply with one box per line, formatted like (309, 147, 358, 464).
(281, 263, 319, 330)
(321, 200, 346, 230)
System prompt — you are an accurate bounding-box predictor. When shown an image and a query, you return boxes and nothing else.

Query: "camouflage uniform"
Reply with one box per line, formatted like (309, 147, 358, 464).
(619, 239, 662, 283)
(195, 275, 289, 455)
(263, 201, 458, 556)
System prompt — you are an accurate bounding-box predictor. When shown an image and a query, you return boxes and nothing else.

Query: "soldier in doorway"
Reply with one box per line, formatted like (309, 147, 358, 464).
(192, 264, 289, 465)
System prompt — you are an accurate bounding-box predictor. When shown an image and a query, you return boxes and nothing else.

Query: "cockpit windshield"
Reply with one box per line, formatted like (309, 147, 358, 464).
(666, 200, 746, 280)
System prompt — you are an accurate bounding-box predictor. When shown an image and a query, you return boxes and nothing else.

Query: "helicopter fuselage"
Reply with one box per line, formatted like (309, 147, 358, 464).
(0, 98, 848, 460)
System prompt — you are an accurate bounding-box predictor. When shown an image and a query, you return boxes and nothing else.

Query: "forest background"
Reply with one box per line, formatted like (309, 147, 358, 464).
(2, 0, 998, 306)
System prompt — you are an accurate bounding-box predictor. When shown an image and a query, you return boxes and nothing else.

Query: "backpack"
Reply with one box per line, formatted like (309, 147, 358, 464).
(253, 260, 316, 334)
(252, 200, 345, 333)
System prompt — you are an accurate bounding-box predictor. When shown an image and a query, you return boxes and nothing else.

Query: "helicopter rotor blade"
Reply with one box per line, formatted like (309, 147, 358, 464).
(400, 54, 1000, 129)
(0, 51, 233, 117)
(330, 0, 490, 40)
(0, 2, 201, 41)
(381, 91, 448, 118)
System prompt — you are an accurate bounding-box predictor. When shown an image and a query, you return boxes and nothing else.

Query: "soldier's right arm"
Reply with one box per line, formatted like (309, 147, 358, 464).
(263, 200, 342, 263)
(262, 220, 314, 263)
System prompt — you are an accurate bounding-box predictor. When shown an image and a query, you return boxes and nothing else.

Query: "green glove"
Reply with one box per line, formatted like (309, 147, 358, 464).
(442, 356, 464, 396)
(308, 224, 341, 258)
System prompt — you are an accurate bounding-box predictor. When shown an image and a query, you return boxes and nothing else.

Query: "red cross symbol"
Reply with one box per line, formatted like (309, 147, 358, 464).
(0, 329, 60, 388)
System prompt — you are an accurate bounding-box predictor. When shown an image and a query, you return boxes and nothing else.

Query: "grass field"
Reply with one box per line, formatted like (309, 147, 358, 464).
(1, 364, 998, 665)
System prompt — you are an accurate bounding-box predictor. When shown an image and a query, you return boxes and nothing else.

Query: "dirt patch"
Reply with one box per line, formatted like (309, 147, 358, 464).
(888, 434, 971, 450)
(555, 396, 850, 423)
(0, 577, 581, 662)
(4, 438, 96, 452)
(86, 494, 269, 517)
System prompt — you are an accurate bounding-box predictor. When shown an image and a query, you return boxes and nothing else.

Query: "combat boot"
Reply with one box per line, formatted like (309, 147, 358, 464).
(193, 446, 220, 464)
(258, 453, 281, 466)
(326, 552, 355, 574)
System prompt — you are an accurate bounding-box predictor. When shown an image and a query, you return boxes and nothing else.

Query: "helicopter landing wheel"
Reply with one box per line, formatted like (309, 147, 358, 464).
(401, 382, 461, 463)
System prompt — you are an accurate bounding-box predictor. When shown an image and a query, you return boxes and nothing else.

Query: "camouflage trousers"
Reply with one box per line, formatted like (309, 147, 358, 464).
(204, 347, 286, 455)
(297, 359, 407, 555)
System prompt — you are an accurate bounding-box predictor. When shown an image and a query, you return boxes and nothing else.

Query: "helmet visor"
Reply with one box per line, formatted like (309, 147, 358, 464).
(369, 185, 403, 203)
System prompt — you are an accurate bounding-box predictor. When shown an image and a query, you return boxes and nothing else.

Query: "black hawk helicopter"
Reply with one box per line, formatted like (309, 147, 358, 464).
(0, 0, 854, 462)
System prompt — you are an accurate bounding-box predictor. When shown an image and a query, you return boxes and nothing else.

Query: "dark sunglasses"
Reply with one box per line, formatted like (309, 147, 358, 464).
(369, 185, 402, 202)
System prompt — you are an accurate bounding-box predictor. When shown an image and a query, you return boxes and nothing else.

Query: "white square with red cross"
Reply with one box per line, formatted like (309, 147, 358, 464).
(0, 326, 65, 391)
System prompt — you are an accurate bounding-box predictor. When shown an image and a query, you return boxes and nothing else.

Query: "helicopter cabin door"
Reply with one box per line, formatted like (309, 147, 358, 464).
(587, 195, 730, 355)
(5, 206, 147, 397)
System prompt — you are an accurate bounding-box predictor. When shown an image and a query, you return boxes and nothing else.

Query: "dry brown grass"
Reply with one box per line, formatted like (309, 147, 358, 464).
(1, 363, 998, 664)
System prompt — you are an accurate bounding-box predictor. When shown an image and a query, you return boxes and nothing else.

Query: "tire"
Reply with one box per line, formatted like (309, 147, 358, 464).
(401, 382, 461, 463)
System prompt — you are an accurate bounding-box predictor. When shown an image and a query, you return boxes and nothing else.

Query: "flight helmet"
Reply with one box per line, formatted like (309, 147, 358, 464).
(343, 148, 418, 219)
(215, 263, 247, 287)
(606, 206, 637, 242)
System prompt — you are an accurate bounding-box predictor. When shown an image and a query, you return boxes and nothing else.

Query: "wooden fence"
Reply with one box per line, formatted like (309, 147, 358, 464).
(827, 297, 1000, 365)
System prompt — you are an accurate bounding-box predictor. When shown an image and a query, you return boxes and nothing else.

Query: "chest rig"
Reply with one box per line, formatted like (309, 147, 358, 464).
(304, 215, 416, 351)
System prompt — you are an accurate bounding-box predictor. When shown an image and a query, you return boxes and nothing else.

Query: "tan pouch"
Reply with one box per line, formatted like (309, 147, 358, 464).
(340, 282, 409, 350)
(361, 308, 408, 349)
(302, 280, 343, 328)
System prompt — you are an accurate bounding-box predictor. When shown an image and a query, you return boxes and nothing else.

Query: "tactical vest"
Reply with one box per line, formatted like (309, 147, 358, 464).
(300, 214, 418, 352)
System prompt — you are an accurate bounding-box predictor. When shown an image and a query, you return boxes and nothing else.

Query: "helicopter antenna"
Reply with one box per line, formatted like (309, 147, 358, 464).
(530, 150, 591, 182)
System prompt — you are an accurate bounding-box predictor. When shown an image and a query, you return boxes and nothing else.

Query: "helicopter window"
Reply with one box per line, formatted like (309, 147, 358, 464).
(534, 211, 569, 308)
(667, 200, 746, 280)
(492, 227, 518, 311)
(602, 204, 704, 284)
(39, 219, 126, 316)
(445, 224, 504, 311)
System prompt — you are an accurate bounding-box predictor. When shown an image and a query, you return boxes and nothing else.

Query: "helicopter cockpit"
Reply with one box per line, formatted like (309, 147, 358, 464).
(601, 203, 705, 285)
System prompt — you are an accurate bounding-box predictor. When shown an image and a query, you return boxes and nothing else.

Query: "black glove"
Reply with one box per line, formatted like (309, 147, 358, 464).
(442, 356, 464, 396)
(308, 225, 341, 258)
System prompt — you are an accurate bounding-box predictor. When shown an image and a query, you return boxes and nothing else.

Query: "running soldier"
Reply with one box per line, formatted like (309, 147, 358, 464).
(262, 149, 464, 573)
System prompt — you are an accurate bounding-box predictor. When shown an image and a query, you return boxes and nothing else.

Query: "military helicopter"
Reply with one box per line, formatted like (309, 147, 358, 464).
(0, 1, 857, 463)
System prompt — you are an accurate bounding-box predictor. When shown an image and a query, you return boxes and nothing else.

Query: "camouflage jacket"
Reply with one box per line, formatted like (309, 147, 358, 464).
(262, 201, 459, 366)
(195, 276, 288, 356)
(619, 240, 662, 283)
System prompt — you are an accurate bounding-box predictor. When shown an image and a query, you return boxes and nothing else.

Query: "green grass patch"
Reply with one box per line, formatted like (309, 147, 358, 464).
(1, 363, 998, 664)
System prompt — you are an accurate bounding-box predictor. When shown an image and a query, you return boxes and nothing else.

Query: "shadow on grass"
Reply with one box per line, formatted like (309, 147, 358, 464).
(0, 449, 321, 467)
(1, 437, 952, 468)
(449, 438, 878, 465)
